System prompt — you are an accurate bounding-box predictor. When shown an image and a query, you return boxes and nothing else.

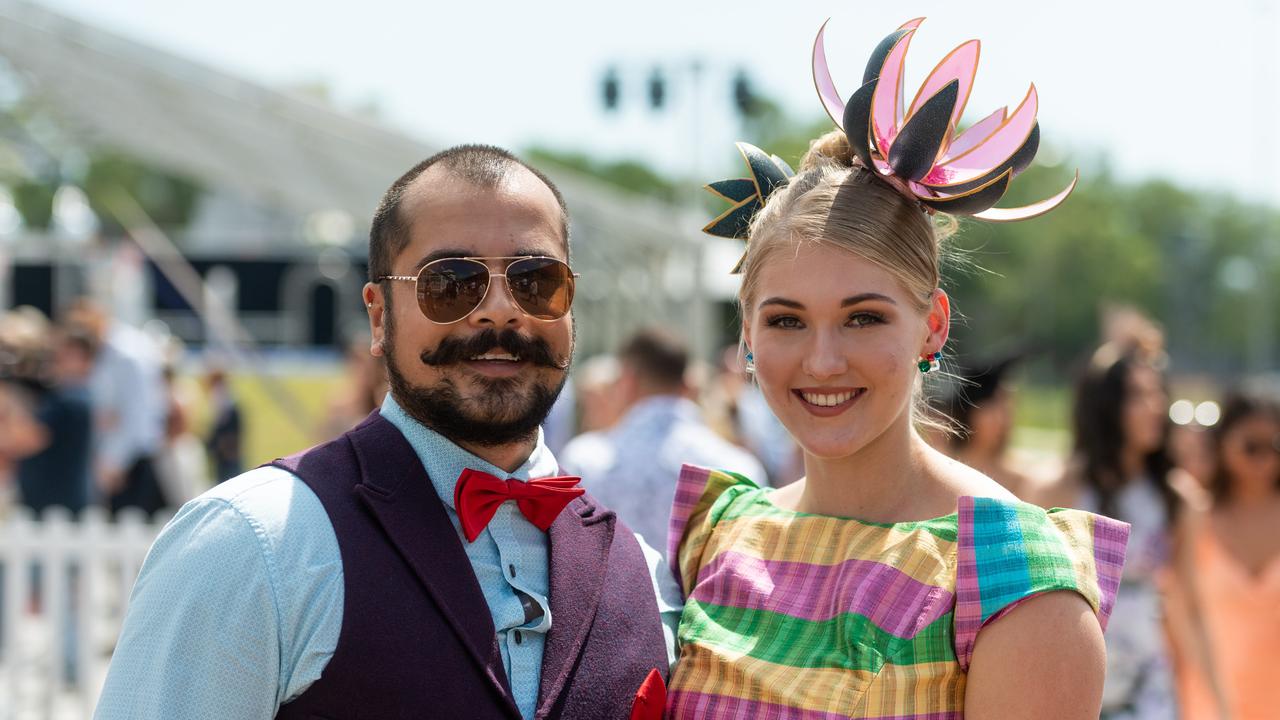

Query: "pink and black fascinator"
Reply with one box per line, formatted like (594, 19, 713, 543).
(813, 17, 1076, 219)
(704, 17, 1076, 269)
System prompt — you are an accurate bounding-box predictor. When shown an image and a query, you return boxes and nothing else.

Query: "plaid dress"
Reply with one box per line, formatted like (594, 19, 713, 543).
(667, 465, 1130, 719)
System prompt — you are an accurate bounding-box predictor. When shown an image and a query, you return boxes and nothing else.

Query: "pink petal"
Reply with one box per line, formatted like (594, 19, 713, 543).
(908, 181, 938, 198)
(812, 19, 845, 128)
(905, 39, 981, 138)
(894, 19, 926, 125)
(870, 28, 919, 156)
(939, 107, 1006, 164)
(971, 171, 1078, 222)
(924, 84, 1038, 187)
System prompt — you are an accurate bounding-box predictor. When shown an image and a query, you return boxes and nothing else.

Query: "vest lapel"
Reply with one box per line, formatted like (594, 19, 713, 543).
(535, 496, 616, 718)
(347, 415, 520, 719)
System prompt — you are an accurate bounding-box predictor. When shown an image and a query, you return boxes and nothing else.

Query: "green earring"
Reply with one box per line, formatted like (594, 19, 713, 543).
(918, 351, 943, 374)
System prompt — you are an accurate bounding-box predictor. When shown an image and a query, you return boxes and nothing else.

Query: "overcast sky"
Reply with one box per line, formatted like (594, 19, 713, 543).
(38, 0, 1280, 206)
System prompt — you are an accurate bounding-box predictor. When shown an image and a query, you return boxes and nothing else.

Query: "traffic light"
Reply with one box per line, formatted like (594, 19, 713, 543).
(602, 68, 620, 111)
(733, 70, 756, 117)
(648, 69, 665, 110)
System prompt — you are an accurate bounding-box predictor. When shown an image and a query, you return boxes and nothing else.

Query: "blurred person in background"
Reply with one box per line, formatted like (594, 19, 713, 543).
(933, 354, 1031, 499)
(1168, 422, 1215, 491)
(0, 309, 52, 513)
(703, 343, 800, 486)
(1039, 342, 1182, 719)
(66, 299, 169, 517)
(561, 328, 765, 552)
(0, 376, 48, 515)
(1166, 385, 1280, 720)
(15, 325, 95, 517)
(555, 353, 623, 468)
(204, 367, 243, 482)
(575, 353, 625, 434)
(323, 333, 388, 436)
(154, 363, 210, 504)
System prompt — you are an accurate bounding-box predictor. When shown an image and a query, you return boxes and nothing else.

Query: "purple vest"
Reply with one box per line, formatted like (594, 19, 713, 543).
(271, 413, 668, 720)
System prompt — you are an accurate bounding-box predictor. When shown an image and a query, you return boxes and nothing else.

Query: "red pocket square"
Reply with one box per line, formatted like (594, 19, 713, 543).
(629, 668, 666, 720)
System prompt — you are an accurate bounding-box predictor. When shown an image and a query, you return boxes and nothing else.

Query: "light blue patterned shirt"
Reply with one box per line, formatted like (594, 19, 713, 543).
(94, 395, 681, 720)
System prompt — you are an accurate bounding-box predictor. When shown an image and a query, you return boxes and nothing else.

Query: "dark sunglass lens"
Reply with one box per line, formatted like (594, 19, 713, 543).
(506, 258, 574, 319)
(418, 259, 489, 323)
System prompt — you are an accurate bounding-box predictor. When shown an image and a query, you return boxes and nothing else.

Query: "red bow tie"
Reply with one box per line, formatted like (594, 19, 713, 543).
(453, 468, 584, 542)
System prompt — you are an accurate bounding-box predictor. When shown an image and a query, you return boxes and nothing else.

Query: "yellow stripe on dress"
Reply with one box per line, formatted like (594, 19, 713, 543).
(674, 641, 877, 713)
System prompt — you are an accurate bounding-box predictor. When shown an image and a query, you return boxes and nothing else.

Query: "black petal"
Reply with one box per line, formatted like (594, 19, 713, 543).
(863, 29, 912, 84)
(887, 80, 958, 182)
(842, 79, 878, 168)
(702, 199, 756, 239)
(708, 179, 757, 203)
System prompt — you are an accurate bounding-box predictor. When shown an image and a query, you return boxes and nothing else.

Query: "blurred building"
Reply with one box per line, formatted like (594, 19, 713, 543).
(0, 0, 718, 357)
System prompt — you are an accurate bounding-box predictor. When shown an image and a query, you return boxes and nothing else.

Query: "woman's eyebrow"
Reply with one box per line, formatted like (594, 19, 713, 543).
(759, 297, 804, 310)
(841, 293, 896, 307)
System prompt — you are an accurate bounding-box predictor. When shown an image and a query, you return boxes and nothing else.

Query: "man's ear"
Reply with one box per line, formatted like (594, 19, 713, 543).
(364, 283, 386, 357)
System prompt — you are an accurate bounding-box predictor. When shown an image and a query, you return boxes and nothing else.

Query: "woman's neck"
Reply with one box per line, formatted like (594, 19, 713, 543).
(794, 415, 941, 523)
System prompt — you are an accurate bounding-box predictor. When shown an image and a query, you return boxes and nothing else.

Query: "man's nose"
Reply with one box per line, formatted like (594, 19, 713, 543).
(468, 271, 524, 329)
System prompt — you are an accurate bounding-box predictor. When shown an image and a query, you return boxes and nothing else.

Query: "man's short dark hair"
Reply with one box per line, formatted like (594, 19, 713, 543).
(618, 328, 688, 391)
(368, 144, 569, 283)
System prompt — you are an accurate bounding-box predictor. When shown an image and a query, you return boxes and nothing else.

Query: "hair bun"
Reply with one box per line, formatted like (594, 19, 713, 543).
(799, 129, 857, 171)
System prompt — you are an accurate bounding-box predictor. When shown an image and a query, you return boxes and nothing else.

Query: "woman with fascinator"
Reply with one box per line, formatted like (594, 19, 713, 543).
(663, 19, 1130, 719)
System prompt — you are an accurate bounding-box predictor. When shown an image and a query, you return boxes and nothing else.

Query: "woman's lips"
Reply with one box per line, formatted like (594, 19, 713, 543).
(792, 387, 865, 417)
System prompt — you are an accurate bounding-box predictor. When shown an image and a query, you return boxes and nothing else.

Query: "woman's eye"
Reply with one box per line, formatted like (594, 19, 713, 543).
(766, 315, 803, 329)
(847, 312, 884, 328)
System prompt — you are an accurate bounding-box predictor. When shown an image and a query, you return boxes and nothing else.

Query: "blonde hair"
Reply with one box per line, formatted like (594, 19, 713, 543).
(738, 130, 956, 314)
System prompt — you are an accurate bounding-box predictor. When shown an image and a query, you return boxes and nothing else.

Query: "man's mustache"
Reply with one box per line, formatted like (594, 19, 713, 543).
(419, 329, 568, 370)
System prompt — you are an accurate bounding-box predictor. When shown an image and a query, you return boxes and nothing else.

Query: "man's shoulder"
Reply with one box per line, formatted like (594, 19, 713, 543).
(192, 465, 334, 547)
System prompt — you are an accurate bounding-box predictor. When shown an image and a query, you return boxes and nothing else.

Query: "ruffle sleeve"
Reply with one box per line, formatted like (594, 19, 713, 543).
(953, 496, 1130, 670)
(666, 464, 759, 595)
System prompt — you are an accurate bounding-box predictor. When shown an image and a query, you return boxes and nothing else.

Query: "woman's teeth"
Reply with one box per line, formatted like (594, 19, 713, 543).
(800, 390, 856, 407)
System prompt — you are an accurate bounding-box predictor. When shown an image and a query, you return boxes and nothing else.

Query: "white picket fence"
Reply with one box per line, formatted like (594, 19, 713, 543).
(0, 507, 168, 720)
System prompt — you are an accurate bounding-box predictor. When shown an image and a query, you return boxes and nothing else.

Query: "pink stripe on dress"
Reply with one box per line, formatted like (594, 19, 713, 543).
(668, 464, 715, 585)
(692, 551, 954, 638)
(1090, 514, 1130, 630)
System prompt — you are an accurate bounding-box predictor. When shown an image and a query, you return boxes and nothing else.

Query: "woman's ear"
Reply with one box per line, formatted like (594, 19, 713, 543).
(924, 288, 951, 354)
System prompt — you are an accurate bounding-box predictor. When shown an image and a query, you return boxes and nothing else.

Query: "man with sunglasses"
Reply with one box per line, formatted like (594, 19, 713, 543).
(95, 145, 680, 720)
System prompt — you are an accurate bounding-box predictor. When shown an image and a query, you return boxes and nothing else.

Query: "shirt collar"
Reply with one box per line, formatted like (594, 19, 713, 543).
(379, 393, 560, 511)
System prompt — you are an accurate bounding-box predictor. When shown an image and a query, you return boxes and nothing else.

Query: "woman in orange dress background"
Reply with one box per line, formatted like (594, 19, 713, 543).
(1169, 386, 1280, 719)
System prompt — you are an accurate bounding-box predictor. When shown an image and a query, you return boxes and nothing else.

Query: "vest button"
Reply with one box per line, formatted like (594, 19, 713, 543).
(513, 630, 523, 645)
(508, 563, 516, 578)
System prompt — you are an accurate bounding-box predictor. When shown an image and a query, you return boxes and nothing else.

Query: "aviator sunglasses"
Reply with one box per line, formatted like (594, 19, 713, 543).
(378, 256, 578, 324)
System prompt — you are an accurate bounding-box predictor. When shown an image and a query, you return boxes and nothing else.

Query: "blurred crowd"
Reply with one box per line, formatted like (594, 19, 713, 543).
(0, 301, 243, 521)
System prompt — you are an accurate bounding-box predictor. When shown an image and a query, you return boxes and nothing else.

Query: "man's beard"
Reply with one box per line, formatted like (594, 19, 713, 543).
(383, 313, 570, 448)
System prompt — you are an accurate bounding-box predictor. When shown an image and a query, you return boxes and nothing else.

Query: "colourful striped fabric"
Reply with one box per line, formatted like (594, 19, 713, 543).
(667, 465, 1130, 719)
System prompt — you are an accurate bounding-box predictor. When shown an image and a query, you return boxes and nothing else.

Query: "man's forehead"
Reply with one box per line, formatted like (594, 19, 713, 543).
(401, 162, 558, 213)
(396, 164, 566, 262)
